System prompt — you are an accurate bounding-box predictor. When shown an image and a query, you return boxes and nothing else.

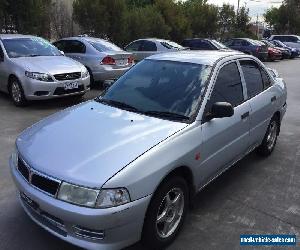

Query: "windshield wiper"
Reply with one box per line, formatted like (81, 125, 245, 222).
(95, 98, 138, 112)
(28, 54, 42, 57)
(143, 110, 189, 121)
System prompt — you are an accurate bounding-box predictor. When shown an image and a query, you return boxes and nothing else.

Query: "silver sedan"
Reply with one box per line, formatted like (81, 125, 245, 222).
(10, 51, 287, 249)
(125, 38, 186, 61)
(53, 36, 134, 86)
(0, 34, 90, 106)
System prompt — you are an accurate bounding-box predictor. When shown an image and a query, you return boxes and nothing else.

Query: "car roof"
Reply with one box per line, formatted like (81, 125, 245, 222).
(0, 34, 37, 40)
(147, 50, 245, 66)
(134, 38, 175, 43)
(58, 37, 108, 43)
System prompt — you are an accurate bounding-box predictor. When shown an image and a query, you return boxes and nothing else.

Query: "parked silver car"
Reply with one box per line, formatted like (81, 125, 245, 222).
(10, 51, 287, 250)
(125, 38, 185, 61)
(53, 36, 134, 85)
(0, 34, 90, 106)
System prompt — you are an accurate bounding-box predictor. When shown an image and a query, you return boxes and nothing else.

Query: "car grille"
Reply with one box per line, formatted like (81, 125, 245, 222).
(53, 85, 84, 95)
(54, 72, 81, 81)
(17, 157, 60, 196)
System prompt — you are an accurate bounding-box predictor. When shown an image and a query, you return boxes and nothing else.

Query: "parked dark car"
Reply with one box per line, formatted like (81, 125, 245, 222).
(270, 40, 299, 58)
(224, 38, 268, 61)
(261, 40, 291, 59)
(182, 38, 230, 51)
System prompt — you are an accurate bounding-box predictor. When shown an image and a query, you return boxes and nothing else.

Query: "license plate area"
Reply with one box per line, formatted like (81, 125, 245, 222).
(64, 81, 78, 90)
(116, 59, 128, 66)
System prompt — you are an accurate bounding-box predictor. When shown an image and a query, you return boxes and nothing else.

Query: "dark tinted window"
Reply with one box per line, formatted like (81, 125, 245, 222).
(206, 62, 244, 112)
(240, 60, 263, 98)
(63, 40, 86, 53)
(232, 40, 242, 46)
(125, 41, 143, 51)
(0, 44, 4, 59)
(140, 41, 157, 51)
(261, 69, 272, 89)
(53, 41, 65, 51)
(242, 40, 250, 46)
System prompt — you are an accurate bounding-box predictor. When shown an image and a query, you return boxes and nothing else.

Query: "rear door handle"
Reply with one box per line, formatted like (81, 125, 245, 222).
(241, 111, 250, 120)
(271, 96, 277, 102)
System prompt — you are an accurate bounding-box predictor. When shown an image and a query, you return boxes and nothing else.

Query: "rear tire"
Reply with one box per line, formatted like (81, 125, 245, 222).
(8, 77, 27, 107)
(257, 116, 280, 156)
(142, 176, 189, 250)
(86, 67, 95, 88)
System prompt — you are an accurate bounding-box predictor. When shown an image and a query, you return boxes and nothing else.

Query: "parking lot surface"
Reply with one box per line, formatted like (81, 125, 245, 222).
(0, 59, 299, 250)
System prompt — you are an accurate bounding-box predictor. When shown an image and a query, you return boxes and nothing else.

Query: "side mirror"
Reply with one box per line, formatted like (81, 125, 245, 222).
(60, 50, 65, 56)
(206, 102, 234, 120)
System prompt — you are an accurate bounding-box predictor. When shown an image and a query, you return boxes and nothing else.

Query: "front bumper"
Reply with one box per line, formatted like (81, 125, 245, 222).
(9, 158, 151, 250)
(21, 76, 91, 100)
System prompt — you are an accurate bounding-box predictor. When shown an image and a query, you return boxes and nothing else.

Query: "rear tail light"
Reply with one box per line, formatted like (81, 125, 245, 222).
(101, 56, 116, 65)
(128, 56, 134, 64)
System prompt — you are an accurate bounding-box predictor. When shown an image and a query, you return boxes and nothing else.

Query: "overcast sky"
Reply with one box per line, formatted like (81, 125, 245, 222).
(207, 0, 283, 18)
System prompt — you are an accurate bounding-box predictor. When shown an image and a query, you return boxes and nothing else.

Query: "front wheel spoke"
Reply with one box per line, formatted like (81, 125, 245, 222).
(157, 209, 168, 223)
(162, 221, 171, 236)
(172, 193, 181, 207)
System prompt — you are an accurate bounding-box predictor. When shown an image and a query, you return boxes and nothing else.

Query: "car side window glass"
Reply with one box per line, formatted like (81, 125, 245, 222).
(260, 69, 272, 89)
(64, 40, 86, 54)
(140, 41, 157, 51)
(242, 40, 249, 46)
(200, 41, 213, 49)
(240, 60, 264, 99)
(205, 62, 244, 115)
(233, 40, 242, 46)
(53, 41, 65, 52)
(125, 41, 142, 52)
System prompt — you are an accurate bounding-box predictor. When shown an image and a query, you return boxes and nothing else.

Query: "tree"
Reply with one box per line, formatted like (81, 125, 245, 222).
(234, 6, 252, 37)
(51, 0, 74, 39)
(125, 5, 171, 44)
(154, 0, 191, 42)
(218, 4, 236, 39)
(183, 0, 219, 38)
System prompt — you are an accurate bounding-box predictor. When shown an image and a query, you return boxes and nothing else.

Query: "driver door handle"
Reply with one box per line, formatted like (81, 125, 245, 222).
(241, 111, 250, 120)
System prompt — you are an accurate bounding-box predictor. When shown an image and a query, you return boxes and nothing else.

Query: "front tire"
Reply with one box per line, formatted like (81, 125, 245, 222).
(142, 176, 189, 250)
(257, 116, 279, 156)
(8, 77, 27, 107)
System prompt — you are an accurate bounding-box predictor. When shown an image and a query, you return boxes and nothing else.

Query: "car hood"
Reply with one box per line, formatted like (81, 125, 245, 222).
(16, 101, 187, 188)
(11, 56, 84, 75)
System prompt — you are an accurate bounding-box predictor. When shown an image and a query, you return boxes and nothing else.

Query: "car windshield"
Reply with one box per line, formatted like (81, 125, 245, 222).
(87, 39, 122, 52)
(98, 60, 212, 122)
(161, 41, 184, 50)
(2, 37, 61, 58)
(274, 40, 286, 47)
(211, 40, 228, 49)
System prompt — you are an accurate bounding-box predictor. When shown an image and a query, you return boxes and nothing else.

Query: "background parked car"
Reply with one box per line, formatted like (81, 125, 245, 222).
(182, 38, 230, 51)
(53, 36, 134, 87)
(270, 40, 299, 58)
(0, 34, 90, 106)
(258, 40, 282, 61)
(224, 38, 268, 61)
(269, 35, 300, 50)
(124, 38, 185, 62)
(261, 40, 291, 59)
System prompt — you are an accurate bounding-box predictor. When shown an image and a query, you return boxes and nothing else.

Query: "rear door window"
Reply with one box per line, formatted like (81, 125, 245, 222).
(125, 41, 143, 52)
(140, 41, 157, 51)
(206, 62, 244, 113)
(240, 60, 264, 99)
(260, 69, 272, 89)
(63, 40, 86, 54)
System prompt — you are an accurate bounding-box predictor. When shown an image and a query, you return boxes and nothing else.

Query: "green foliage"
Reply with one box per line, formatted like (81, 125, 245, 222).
(218, 4, 236, 39)
(264, 0, 300, 34)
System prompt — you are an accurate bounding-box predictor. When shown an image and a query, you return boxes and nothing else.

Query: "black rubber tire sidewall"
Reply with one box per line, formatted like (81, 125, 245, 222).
(9, 77, 27, 107)
(142, 176, 189, 250)
(257, 117, 279, 156)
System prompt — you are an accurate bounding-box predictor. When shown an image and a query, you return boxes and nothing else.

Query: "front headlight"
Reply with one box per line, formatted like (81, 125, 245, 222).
(57, 182, 99, 207)
(96, 188, 131, 208)
(11, 146, 18, 167)
(81, 67, 89, 78)
(25, 71, 53, 82)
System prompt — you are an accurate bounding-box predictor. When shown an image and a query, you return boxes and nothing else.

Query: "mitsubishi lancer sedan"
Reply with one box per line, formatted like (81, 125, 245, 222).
(10, 51, 287, 250)
(0, 34, 90, 106)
